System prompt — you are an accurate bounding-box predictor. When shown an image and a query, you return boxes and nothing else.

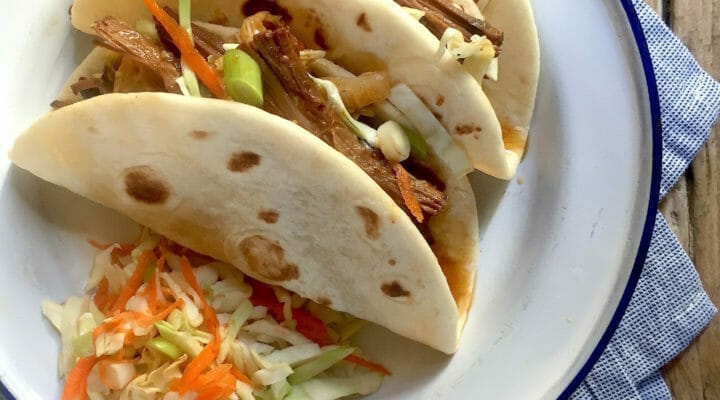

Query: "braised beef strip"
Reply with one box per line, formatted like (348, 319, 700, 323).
(155, 7, 225, 58)
(92, 16, 181, 93)
(252, 27, 447, 217)
(395, 0, 503, 45)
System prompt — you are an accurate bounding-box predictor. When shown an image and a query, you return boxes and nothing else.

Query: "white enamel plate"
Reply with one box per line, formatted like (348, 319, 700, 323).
(0, 0, 660, 398)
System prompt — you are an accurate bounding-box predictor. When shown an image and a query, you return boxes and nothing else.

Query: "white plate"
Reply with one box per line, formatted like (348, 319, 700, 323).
(0, 0, 660, 399)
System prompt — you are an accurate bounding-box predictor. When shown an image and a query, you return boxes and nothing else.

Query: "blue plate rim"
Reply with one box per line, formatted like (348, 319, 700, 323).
(556, 0, 663, 398)
(0, 0, 664, 399)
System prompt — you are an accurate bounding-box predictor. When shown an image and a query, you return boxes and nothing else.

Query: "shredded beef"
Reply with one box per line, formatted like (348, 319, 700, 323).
(155, 8, 225, 58)
(395, 0, 503, 45)
(253, 27, 446, 217)
(92, 17, 181, 93)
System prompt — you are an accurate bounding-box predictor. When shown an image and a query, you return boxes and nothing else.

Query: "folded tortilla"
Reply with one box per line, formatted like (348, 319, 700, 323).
(11, 46, 479, 353)
(69, 0, 531, 179)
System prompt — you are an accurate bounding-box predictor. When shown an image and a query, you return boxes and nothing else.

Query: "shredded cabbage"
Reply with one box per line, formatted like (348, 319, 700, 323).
(43, 231, 387, 399)
(311, 77, 379, 146)
(294, 370, 384, 400)
(388, 84, 473, 176)
(436, 28, 497, 83)
(244, 319, 312, 346)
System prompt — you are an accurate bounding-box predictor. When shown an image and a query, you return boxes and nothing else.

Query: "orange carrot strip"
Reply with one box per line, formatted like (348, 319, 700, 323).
(171, 256, 223, 393)
(61, 356, 98, 400)
(345, 355, 392, 376)
(141, 0, 225, 98)
(190, 364, 236, 400)
(94, 278, 115, 314)
(230, 366, 254, 386)
(108, 251, 154, 315)
(146, 255, 166, 313)
(393, 164, 424, 223)
(180, 256, 219, 334)
(172, 334, 221, 394)
(93, 299, 183, 344)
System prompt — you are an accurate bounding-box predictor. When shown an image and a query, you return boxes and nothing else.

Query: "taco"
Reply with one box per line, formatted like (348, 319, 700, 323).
(67, 0, 538, 179)
(11, 2, 480, 354)
(394, 0, 541, 165)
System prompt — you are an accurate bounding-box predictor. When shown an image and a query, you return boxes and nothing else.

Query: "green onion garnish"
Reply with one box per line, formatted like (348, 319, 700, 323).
(223, 49, 264, 106)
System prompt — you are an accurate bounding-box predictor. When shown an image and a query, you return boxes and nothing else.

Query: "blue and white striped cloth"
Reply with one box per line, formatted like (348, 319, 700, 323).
(571, 1, 720, 398)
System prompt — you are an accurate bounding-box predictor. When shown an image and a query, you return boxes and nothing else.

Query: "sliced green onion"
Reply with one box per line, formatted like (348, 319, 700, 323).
(178, 0, 192, 30)
(288, 346, 355, 385)
(177, 0, 201, 97)
(72, 332, 95, 358)
(403, 126, 429, 160)
(223, 49, 264, 106)
(182, 61, 202, 97)
(147, 337, 184, 360)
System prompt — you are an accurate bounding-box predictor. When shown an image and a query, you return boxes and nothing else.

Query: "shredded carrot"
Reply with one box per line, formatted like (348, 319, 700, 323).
(171, 256, 223, 394)
(93, 299, 183, 344)
(61, 356, 98, 400)
(231, 366, 254, 386)
(172, 334, 221, 394)
(393, 164, 424, 223)
(345, 355, 392, 376)
(180, 256, 219, 333)
(192, 365, 236, 400)
(108, 251, 154, 315)
(141, 0, 225, 98)
(146, 255, 166, 313)
(93, 278, 115, 314)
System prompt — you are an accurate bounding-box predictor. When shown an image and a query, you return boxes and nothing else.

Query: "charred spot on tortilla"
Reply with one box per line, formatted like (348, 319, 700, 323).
(432, 111, 443, 121)
(123, 166, 170, 204)
(239, 235, 299, 281)
(242, 0, 292, 21)
(382, 281, 410, 298)
(314, 27, 329, 50)
(88, 126, 98, 134)
(356, 13, 372, 32)
(455, 125, 482, 135)
(191, 130, 210, 139)
(228, 151, 261, 172)
(318, 297, 332, 306)
(436, 95, 445, 106)
(356, 206, 380, 240)
(258, 209, 280, 224)
(388, 259, 397, 266)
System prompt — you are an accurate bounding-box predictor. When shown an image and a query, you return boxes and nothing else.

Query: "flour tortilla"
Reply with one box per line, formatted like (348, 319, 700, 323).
(475, 0, 540, 157)
(10, 90, 478, 353)
(70, 0, 520, 179)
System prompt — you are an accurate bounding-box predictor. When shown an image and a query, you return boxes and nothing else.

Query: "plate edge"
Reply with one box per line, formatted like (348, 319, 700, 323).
(556, 0, 663, 398)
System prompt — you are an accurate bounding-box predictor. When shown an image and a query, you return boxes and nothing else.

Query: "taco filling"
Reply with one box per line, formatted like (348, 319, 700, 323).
(58, 7, 467, 226)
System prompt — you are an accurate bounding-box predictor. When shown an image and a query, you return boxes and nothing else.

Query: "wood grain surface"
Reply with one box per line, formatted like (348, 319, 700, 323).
(644, 0, 720, 398)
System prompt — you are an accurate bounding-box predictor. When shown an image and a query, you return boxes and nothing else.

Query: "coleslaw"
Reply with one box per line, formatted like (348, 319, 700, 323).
(43, 228, 388, 400)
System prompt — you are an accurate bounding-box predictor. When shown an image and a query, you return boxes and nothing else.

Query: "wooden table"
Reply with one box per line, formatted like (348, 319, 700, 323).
(643, 0, 720, 398)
